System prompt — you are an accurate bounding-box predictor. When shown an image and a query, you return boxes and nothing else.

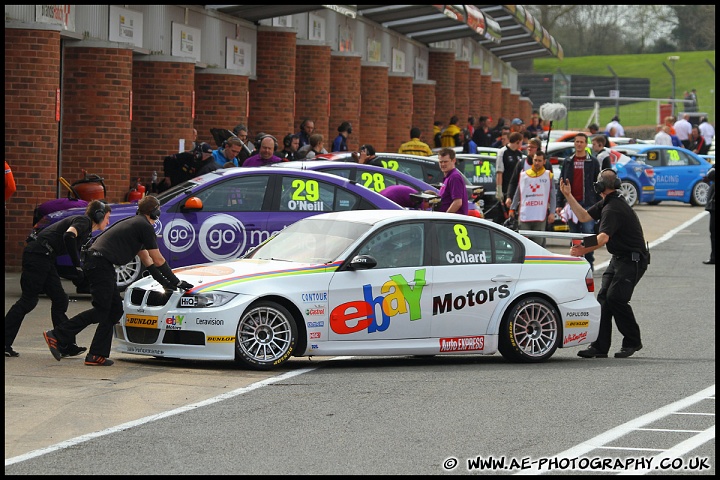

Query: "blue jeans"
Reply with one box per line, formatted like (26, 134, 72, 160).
(568, 218, 596, 268)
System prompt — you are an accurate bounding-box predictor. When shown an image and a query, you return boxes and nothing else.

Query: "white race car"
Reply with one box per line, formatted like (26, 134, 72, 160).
(118, 210, 600, 370)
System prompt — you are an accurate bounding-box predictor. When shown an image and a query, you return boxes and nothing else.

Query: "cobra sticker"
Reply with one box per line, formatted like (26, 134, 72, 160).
(126, 314, 158, 329)
(330, 269, 426, 334)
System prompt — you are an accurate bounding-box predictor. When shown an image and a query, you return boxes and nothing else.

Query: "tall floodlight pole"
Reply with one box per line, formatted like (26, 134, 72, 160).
(668, 56, 679, 116)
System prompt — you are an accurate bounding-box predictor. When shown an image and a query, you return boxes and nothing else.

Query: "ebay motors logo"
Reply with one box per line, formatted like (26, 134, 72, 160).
(165, 315, 184, 331)
(330, 270, 426, 334)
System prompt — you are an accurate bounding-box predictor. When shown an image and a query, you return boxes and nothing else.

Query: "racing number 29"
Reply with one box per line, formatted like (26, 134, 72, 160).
(291, 179, 320, 201)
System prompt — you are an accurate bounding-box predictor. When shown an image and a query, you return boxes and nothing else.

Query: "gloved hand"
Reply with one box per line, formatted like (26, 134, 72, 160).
(176, 280, 194, 291)
(495, 186, 504, 201)
(73, 266, 84, 284)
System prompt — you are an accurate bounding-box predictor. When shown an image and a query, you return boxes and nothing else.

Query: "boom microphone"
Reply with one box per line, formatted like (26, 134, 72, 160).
(539, 103, 567, 122)
(539, 103, 568, 155)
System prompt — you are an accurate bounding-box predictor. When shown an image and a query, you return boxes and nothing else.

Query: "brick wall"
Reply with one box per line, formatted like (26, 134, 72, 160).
(479, 75, 493, 121)
(194, 73, 249, 148)
(387, 75, 414, 153)
(469, 68, 483, 120)
(295, 44, 331, 140)
(412, 83, 436, 148)
(490, 81, 502, 124)
(360, 65, 389, 151)
(132, 60, 195, 197)
(509, 92, 520, 121)
(62, 47, 133, 205)
(501, 88, 512, 122)
(329, 54, 361, 152)
(251, 29, 296, 141)
(429, 51, 456, 124)
(4, 29, 62, 269)
(454, 60, 470, 124)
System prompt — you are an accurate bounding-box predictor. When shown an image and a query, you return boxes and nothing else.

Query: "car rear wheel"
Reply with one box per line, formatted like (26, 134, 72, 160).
(116, 255, 144, 291)
(618, 180, 639, 206)
(690, 181, 709, 207)
(498, 297, 561, 363)
(235, 301, 297, 370)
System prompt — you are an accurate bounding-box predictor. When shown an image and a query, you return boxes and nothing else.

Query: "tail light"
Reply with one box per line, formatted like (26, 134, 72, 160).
(585, 269, 595, 292)
(644, 167, 654, 178)
(468, 208, 483, 218)
(550, 156, 560, 165)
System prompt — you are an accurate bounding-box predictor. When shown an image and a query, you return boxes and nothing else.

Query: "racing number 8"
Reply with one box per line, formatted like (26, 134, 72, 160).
(454, 224, 471, 251)
(360, 172, 386, 192)
(291, 179, 320, 201)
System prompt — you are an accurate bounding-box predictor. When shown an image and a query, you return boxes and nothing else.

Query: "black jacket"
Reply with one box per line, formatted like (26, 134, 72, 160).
(556, 153, 601, 209)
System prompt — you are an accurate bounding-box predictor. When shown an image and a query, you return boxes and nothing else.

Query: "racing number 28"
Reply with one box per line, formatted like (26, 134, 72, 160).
(360, 172, 387, 192)
(291, 179, 320, 201)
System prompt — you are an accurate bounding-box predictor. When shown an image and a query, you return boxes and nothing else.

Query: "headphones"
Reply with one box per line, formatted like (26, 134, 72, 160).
(283, 133, 296, 148)
(137, 197, 161, 220)
(89, 202, 106, 224)
(593, 168, 621, 194)
(258, 134, 278, 151)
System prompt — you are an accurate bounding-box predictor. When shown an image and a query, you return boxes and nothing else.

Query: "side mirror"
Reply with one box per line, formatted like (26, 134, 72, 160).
(347, 254, 377, 270)
(184, 196, 203, 210)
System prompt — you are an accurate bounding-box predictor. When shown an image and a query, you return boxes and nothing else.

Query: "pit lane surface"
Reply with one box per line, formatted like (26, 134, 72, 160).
(5, 203, 714, 473)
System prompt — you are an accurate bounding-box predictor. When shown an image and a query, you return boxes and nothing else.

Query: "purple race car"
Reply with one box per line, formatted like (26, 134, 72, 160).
(33, 167, 404, 290)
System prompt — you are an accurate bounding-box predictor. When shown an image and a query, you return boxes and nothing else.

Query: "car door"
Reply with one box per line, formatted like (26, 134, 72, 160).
(429, 220, 522, 338)
(655, 148, 701, 201)
(163, 174, 271, 265)
(327, 221, 433, 341)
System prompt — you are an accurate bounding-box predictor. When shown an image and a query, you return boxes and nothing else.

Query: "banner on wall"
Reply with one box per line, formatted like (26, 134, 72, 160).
(226, 38, 252, 75)
(109, 6, 143, 48)
(35, 5, 75, 31)
(171, 22, 201, 63)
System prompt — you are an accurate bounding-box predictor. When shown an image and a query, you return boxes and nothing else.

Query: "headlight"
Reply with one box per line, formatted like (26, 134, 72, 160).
(178, 291, 237, 308)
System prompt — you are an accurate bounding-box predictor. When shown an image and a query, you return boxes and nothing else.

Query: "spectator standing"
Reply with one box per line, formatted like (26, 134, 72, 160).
(437, 147, 469, 215)
(243, 136, 283, 167)
(664, 116, 682, 147)
(332, 121, 352, 152)
(5, 200, 111, 358)
(298, 133, 328, 159)
(398, 127, 433, 156)
(560, 169, 649, 359)
(471, 116, 494, 148)
(495, 132, 524, 206)
(555, 133, 601, 270)
(440, 115, 462, 148)
(461, 128, 477, 154)
(43, 196, 192, 366)
(195, 143, 219, 176)
(689, 88, 698, 112)
(525, 111, 543, 139)
(355, 144, 378, 164)
(591, 136, 612, 170)
(506, 137, 554, 207)
(673, 114, 693, 149)
(588, 123, 600, 135)
(491, 126, 511, 149)
(654, 124, 673, 146)
(277, 133, 300, 161)
(296, 119, 314, 149)
(212, 136, 243, 168)
(683, 91, 693, 112)
(433, 121, 443, 149)
(466, 116, 475, 138)
(509, 150, 556, 246)
(698, 117, 715, 148)
(489, 117, 507, 140)
(702, 167, 715, 265)
(5, 161, 16, 203)
(689, 126, 708, 155)
(605, 115, 625, 137)
(510, 117, 525, 135)
(233, 124, 255, 166)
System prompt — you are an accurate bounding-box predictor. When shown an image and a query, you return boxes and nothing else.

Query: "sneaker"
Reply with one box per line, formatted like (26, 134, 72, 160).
(84, 354, 114, 366)
(577, 346, 608, 358)
(5, 346, 19, 357)
(614, 344, 643, 358)
(60, 343, 88, 358)
(43, 330, 62, 361)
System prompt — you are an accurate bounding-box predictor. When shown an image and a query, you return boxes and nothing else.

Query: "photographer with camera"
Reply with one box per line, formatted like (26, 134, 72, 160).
(43, 196, 193, 367)
(559, 168, 649, 359)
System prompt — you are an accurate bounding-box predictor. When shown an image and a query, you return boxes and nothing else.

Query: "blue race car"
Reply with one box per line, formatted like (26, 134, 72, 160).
(33, 167, 404, 290)
(617, 144, 713, 206)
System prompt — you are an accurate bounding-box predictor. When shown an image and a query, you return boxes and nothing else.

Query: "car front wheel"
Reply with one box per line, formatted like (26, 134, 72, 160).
(498, 297, 561, 363)
(235, 301, 297, 370)
(618, 180, 639, 206)
(690, 181, 709, 206)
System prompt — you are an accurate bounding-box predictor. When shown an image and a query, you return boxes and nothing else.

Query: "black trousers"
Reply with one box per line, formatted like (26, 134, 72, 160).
(708, 210, 715, 262)
(54, 256, 123, 358)
(5, 250, 69, 348)
(593, 255, 648, 353)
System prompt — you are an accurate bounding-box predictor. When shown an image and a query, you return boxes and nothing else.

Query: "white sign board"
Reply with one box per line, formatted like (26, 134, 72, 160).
(171, 22, 201, 63)
(226, 38, 252, 75)
(109, 6, 143, 48)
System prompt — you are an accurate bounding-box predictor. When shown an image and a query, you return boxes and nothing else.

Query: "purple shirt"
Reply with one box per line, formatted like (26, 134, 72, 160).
(379, 185, 419, 208)
(439, 167, 469, 215)
(242, 154, 282, 167)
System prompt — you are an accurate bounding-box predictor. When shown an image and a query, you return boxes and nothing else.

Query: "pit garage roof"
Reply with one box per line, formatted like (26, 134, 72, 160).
(204, 5, 563, 62)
